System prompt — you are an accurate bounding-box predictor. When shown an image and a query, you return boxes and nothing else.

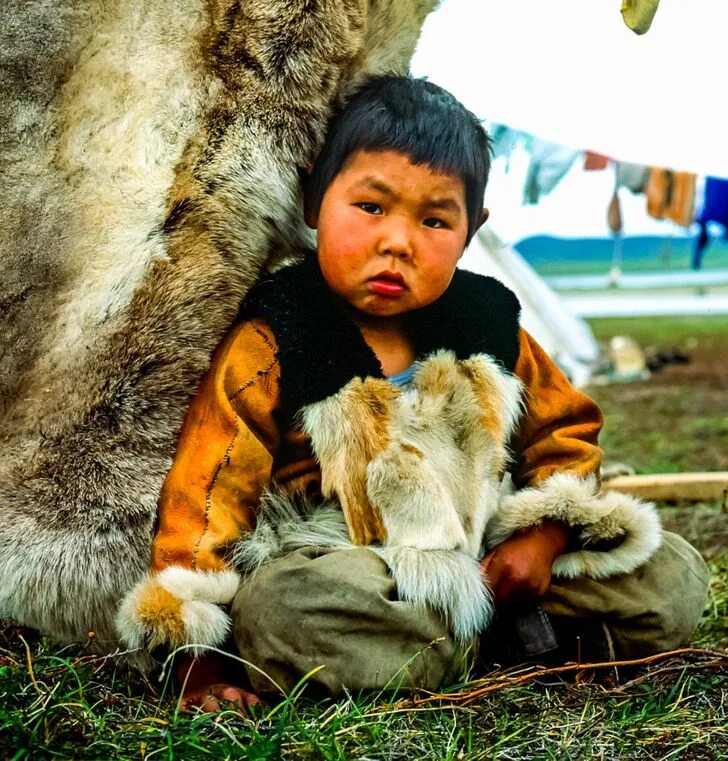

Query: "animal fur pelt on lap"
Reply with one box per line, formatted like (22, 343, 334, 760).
(239, 350, 524, 644)
(235, 350, 661, 646)
(0, 0, 439, 649)
(235, 491, 495, 645)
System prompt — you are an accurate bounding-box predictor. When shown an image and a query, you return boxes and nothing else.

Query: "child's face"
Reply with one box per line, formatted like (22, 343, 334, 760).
(309, 149, 475, 320)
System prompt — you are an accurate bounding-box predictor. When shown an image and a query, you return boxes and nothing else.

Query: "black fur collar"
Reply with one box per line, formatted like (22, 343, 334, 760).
(243, 256, 521, 424)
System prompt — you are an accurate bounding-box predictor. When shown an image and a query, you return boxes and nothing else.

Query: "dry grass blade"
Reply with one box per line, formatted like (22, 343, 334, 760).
(388, 647, 728, 708)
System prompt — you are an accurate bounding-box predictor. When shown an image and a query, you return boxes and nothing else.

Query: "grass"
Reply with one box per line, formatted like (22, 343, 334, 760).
(1, 638, 726, 759)
(1, 315, 727, 760)
(1, 636, 726, 759)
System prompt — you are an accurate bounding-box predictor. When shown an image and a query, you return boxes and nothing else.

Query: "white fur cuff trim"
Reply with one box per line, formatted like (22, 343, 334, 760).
(488, 473, 662, 580)
(155, 567, 241, 604)
(115, 566, 241, 654)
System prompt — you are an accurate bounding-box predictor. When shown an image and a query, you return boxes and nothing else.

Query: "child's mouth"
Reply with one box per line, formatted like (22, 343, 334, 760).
(368, 271, 406, 296)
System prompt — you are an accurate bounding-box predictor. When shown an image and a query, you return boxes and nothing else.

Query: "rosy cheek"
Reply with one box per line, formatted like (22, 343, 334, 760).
(340, 223, 372, 257)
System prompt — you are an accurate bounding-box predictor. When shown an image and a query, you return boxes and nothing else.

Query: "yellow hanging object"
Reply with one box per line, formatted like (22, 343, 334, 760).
(621, 0, 660, 35)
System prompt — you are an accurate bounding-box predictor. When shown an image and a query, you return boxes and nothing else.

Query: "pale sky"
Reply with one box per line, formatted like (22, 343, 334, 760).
(411, 0, 725, 242)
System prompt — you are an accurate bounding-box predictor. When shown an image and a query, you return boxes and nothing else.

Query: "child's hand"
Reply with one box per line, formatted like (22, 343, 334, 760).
(481, 520, 570, 606)
(176, 652, 261, 713)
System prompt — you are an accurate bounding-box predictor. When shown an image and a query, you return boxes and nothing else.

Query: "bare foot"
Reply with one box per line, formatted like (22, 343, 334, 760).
(181, 683, 261, 713)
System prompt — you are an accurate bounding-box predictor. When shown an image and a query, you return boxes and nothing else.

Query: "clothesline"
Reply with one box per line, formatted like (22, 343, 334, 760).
(488, 122, 728, 269)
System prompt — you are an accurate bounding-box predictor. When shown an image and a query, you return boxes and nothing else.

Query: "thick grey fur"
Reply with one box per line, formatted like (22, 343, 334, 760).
(0, 0, 439, 648)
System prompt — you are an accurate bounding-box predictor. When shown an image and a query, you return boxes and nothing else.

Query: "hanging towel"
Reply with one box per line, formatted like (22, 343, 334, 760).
(646, 168, 696, 228)
(584, 151, 609, 171)
(523, 139, 579, 204)
(615, 161, 649, 194)
(489, 123, 523, 162)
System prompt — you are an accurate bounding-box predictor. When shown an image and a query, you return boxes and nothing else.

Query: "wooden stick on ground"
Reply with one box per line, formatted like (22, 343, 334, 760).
(602, 472, 728, 502)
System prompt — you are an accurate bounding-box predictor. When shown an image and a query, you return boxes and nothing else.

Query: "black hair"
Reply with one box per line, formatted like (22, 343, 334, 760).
(305, 75, 492, 242)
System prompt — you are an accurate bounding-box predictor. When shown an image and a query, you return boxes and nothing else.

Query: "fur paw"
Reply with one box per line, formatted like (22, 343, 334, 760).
(115, 567, 240, 655)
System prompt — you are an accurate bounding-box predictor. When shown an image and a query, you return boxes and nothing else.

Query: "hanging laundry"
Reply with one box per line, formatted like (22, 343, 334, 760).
(693, 176, 728, 269)
(523, 139, 579, 204)
(615, 161, 649, 194)
(584, 151, 609, 171)
(645, 168, 696, 228)
(697, 176, 728, 227)
(607, 190, 623, 235)
(489, 123, 523, 162)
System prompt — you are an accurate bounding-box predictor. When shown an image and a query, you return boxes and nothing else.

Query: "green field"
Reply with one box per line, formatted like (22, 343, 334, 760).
(516, 235, 728, 277)
(1, 316, 726, 760)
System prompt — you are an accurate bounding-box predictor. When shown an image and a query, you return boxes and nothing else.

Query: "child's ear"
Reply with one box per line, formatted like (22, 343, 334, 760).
(477, 207, 489, 230)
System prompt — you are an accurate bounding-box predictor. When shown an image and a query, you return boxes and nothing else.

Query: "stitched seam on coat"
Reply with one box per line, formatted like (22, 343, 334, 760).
(191, 428, 239, 570)
(230, 357, 278, 400)
(230, 328, 278, 401)
(254, 326, 275, 352)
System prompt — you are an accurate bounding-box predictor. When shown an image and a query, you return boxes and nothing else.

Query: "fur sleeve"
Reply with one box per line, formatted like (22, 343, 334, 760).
(496, 330, 661, 579)
(116, 319, 281, 653)
(509, 329, 604, 488)
(487, 473, 662, 579)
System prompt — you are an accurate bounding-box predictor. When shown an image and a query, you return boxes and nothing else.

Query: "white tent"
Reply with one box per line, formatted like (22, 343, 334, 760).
(461, 229, 600, 387)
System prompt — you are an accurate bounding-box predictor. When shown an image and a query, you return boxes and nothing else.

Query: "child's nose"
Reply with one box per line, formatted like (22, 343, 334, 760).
(377, 218, 414, 260)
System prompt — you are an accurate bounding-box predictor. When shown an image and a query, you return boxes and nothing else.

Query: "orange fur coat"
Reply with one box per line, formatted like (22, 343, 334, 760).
(116, 261, 661, 654)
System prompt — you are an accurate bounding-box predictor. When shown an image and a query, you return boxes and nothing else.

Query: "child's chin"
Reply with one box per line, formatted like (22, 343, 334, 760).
(359, 303, 412, 319)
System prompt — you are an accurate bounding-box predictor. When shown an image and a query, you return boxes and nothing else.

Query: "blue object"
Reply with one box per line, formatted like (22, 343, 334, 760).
(698, 177, 728, 227)
(693, 177, 728, 269)
(387, 364, 416, 387)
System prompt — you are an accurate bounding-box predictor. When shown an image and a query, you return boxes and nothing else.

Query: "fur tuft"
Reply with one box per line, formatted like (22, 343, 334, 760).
(553, 490, 663, 579)
(367, 440, 468, 552)
(233, 490, 351, 573)
(488, 473, 662, 579)
(155, 567, 240, 605)
(178, 601, 233, 655)
(115, 575, 184, 651)
(115, 567, 240, 653)
(375, 547, 493, 643)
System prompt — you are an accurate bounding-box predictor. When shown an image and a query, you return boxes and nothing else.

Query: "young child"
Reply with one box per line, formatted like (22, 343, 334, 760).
(117, 76, 709, 711)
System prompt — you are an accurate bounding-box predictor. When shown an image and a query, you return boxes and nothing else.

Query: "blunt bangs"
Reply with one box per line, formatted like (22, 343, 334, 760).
(305, 76, 492, 242)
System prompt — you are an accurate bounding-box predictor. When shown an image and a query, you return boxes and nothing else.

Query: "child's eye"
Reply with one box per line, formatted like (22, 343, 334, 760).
(356, 202, 383, 215)
(423, 217, 448, 229)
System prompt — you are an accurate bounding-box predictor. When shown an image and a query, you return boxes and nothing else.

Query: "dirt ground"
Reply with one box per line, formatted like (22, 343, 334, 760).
(587, 316, 728, 561)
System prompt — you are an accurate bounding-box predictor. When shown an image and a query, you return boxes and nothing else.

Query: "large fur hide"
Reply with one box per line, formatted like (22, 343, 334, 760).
(301, 350, 524, 642)
(0, 0, 439, 648)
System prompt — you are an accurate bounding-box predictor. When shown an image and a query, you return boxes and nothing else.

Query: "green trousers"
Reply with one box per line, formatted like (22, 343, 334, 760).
(231, 532, 709, 696)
